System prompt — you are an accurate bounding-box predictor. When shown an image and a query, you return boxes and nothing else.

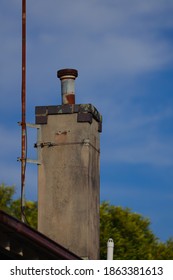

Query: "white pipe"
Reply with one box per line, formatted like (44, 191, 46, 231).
(107, 238, 114, 260)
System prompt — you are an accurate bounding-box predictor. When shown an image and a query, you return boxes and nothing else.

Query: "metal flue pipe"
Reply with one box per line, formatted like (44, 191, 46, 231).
(57, 69, 78, 104)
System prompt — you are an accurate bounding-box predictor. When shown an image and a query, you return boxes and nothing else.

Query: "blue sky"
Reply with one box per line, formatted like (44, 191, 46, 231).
(0, 0, 173, 242)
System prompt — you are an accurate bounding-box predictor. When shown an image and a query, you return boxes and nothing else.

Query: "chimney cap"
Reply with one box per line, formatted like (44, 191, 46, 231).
(57, 68, 78, 79)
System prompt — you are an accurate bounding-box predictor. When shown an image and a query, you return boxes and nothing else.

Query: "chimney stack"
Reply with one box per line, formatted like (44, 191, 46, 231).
(35, 69, 102, 259)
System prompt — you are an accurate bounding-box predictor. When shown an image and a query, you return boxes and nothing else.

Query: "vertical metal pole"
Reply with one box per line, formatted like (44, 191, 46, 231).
(21, 0, 26, 222)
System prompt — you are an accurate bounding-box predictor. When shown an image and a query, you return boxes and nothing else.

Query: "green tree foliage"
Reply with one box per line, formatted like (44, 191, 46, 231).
(0, 183, 15, 213)
(1, 184, 173, 259)
(10, 199, 38, 229)
(154, 238, 173, 260)
(0, 183, 37, 229)
(100, 202, 173, 260)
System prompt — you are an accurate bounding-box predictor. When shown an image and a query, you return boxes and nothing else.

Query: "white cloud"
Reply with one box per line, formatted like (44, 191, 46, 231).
(106, 140, 173, 166)
(0, 126, 20, 158)
(23, 0, 173, 81)
(0, 0, 173, 187)
(101, 107, 173, 166)
(1, 0, 173, 101)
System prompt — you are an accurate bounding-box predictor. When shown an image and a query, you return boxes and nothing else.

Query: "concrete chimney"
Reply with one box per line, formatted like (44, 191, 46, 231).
(35, 69, 102, 259)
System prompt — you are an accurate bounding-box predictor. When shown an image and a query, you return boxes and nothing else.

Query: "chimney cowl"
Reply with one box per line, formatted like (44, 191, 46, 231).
(57, 68, 78, 79)
(57, 68, 78, 105)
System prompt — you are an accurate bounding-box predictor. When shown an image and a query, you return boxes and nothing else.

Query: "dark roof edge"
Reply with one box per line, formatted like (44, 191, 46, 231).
(0, 210, 81, 260)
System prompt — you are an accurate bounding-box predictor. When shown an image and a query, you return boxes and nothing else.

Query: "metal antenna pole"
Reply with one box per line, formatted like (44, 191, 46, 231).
(21, 0, 26, 222)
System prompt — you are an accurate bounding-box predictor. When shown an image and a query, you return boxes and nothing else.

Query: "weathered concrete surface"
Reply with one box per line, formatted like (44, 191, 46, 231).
(37, 112, 101, 259)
